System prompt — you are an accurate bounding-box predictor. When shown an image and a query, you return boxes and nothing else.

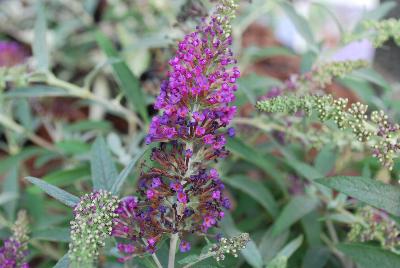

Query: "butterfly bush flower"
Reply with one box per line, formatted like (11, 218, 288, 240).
(112, 0, 245, 262)
(0, 211, 29, 268)
(0, 41, 28, 67)
(69, 190, 119, 267)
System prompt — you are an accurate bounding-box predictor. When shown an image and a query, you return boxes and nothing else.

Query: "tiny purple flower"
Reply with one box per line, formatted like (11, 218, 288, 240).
(177, 191, 187, 204)
(146, 189, 156, 199)
(179, 240, 191, 252)
(151, 177, 162, 188)
(212, 190, 221, 199)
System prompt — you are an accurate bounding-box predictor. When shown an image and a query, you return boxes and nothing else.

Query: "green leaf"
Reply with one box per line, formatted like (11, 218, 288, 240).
(65, 120, 112, 132)
(272, 141, 324, 181)
(33, 0, 49, 71)
(259, 229, 289, 264)
(178, 254, 200, 265)
(0, 147, 45, 174)
(220, 214, 263, 268)
(301, 211, 322, 246)
(225, 175, 278, 218)
(315, 176, 400, 216)
(351, 68, 391, 92)
(338, 243, 400, 268)
(226, 137, 286, 192)
(96, 32, 149, 122)
(300, 50, 317, 73)
(314, 146, 336, 175)
(44, 165, 90, 186)
(56, 140, 91, 155)
(53, 254, 70, 268)
(271, 196, 319, 236)
(3, 167, 19, 221)
(110, 151, 143, 195)
(4, 86, 69, 98)
(266, 256, 287, 268)
(265, 235, 303, 268)
(90, 136, 118, 191)
(277, 235, 303, 258)
(0, 192, 18, 205)
(25, 176, 79, 207)
(31, 227, 70, 242)
(279, 2, 316, 49)
(302, 247, 330, 268)
(15, 99, 34, 131)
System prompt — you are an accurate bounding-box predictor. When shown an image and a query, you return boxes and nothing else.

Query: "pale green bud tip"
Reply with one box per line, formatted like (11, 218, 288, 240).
(68, 190, 120, 267)
(210, 233, 250, 262)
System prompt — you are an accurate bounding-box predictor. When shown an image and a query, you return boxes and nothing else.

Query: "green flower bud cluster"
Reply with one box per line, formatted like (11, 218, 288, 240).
(256, 94, 399, 170)
(363, 19, 400, 47)
(12, 211, 29, 246)
(0, 66, 29, 91)
(210, 233, 249, 262)
(215, 0, 239, 37)
(69, 190, 120, 268)
(312, 60, 369, 89)
(348, 206, 400, 252)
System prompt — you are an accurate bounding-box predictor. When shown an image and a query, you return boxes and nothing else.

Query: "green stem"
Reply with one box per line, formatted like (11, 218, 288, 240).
(168, 233, 179, 268)
(35, 73, 144, 129)
(0, 114, 57, 152)
(151, 253, 163, 268)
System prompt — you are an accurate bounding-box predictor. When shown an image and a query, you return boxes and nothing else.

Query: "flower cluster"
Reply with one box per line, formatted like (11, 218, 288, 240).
(69, 190, 119, 267)
(261, 60, 368, 100)
(363, 19, 400, 47)
(112, 0, 246, 263)
(0, 41, 28, 67)
(146, 0, 240, 158)
(0, 65, 29, 91)
(0, 211, 30, 268)
(348, 206, 400, 251)
(112, 142, 232, 261)
(256, 94, 399, 169)
(210, 233, 249, 261)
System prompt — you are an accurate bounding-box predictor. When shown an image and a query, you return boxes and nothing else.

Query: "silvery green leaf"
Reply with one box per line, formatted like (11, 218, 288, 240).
(91, 136, 118, 191)
(25, 176, 79, 207)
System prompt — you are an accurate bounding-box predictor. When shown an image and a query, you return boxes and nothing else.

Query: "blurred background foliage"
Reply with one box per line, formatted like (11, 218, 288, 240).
(1, 0, 400, 267)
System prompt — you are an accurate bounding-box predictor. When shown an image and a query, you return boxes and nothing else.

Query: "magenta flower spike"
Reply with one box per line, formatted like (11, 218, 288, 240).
(112, 0, 240, 262)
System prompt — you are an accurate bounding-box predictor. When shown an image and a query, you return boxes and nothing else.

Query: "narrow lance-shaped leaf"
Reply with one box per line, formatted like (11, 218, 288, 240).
(279, 2, 316, 50)
(226, 137, 286, 192)
(259, 228, 289, 264)
(316, 176, 400, 216)
(224, 175, 278, 218)
(338, 243, 400, 268)
(31, 227, 71, 242)
(271, 195, 319, 236)
(53, 254, 70, 268)
(33, 0, 49, 71)
(3, 167, 19, 221)
(96, 32, 149, 123)
(265, 235, 303, 268)
(110, 150, 144, 195)
(90, 136, 118, 191)
(25, 176, 79, 207)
